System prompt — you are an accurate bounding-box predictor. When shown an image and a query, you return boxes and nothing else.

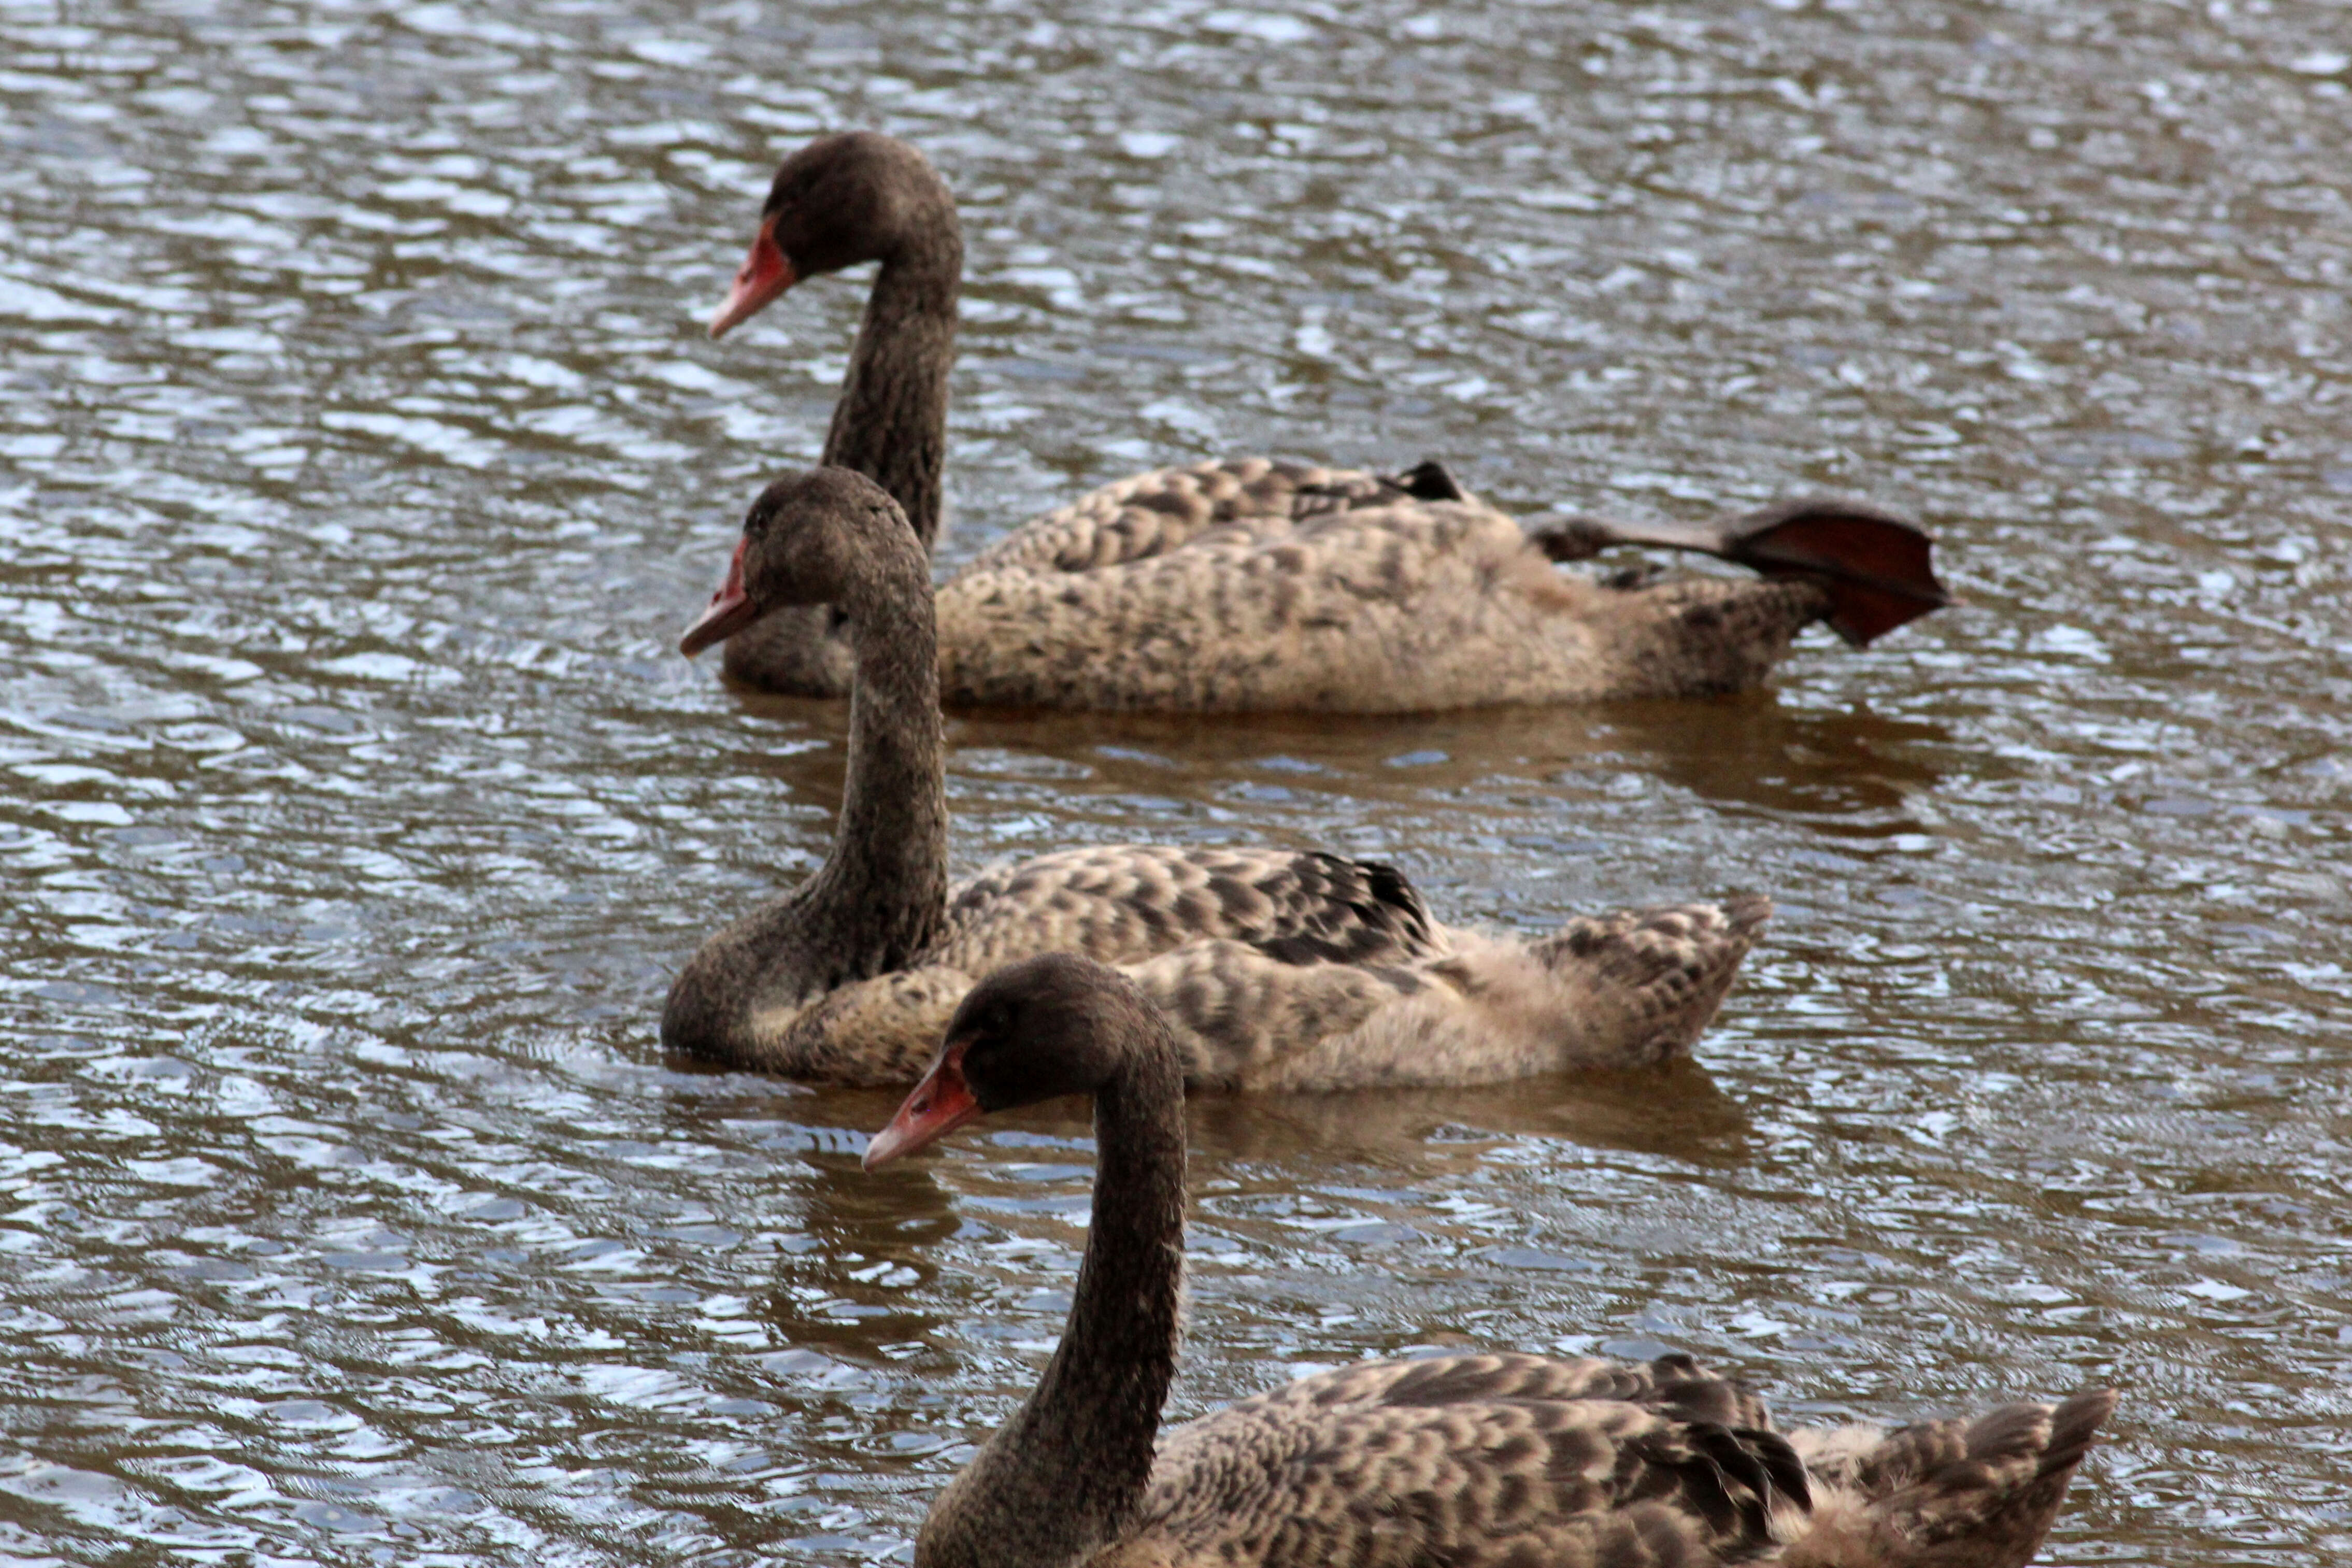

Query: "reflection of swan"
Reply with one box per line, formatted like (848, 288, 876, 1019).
(758, 1127, 958, 1367)
(1181, 1054, 1755, 1171)
(704, 131, 1948, 709)
(886, 1057, 1755, 1206)
(1605, 702, 1954, 832)
(665, 470, 1770, 1092)
(887, 687, 1956, 845)
(867, 954, 2119, 1568)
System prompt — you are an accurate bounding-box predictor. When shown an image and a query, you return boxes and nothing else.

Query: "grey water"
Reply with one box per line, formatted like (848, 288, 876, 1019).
(3, 0, 2348, 1561)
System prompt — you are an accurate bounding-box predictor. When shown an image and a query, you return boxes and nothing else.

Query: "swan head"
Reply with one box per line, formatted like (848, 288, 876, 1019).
(865, 956, 1147, 1168)
(710, 131, 951, 338)
(678, 467, 906, 656)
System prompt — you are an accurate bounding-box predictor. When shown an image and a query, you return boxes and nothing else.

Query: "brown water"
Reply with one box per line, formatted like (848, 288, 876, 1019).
(3, 0, 2348, 1561)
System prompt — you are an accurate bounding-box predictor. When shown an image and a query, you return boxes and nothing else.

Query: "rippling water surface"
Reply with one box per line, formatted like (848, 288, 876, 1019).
(4, 0, 2349, 1561)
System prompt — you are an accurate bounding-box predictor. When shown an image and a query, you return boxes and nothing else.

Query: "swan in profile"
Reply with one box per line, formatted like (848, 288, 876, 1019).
(702, 131, 1948, 710)
(863, 951, 2119, 1568)
(662, 468, 1767, 1088)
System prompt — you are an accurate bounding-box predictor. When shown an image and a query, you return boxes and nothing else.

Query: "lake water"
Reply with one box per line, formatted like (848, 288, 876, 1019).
(3, 0, 2347, 1562)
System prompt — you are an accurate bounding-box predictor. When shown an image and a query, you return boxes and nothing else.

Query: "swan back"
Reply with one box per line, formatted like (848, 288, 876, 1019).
(937, 461, 1824, 712)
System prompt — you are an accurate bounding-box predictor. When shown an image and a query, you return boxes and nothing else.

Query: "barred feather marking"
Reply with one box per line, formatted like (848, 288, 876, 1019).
(933, 846, 1434, 976)
(1086, 1356, 2115, 1568)
(1780, 1389, 2120, 1568)
(753, 865, 1766, 1091)
(936, 462, 1832, 712)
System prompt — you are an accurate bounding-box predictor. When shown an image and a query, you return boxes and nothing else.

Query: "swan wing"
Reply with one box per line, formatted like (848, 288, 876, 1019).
(1105, 893, 1771, 1092)
(1114, 942, 1415, 1088)
(1127, 1355, 2113, 1568)
(1202, 1349, 1777, 1428)
(930, 846, 1437, 977)
(1127, 1352, 1805, 1568)
(936, 495, 1581, 711)
(956, 458, 1393, 576)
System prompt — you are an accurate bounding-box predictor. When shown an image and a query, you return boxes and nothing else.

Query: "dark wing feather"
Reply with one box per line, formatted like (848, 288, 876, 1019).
(958, 458, 1385, 576)
(1134, 1354, 1800, 1568)
(1244, 854, 1433, 964)
(930, 845, 1438, 978)
(1626, 1420, 1812, 1537)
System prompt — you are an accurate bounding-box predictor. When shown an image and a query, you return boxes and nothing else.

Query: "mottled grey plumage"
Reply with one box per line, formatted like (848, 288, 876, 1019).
(870, 957, 2117, 1568)
(664, 471, 1765, 1089)
(1776, 1392, 2120, 1567)
(703, 134, 1946, 709)
(936, 457, 1843, 712)
(930, 846, 1435, 982)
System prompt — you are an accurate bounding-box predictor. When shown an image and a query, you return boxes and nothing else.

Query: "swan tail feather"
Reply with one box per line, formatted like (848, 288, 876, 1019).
(1528, 893, 1770, 1066)
(1778, 1388, 2118, 1568)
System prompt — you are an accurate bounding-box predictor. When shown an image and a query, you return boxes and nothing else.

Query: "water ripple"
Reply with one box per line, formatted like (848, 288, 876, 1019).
(3, 0, 2350, 1563)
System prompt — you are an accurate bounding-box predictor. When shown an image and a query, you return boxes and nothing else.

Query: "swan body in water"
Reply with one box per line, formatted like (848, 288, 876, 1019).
(863, 953, 2119, 1568)
(702, 132, 1949, 711)
(663, 469, 1769, 1089)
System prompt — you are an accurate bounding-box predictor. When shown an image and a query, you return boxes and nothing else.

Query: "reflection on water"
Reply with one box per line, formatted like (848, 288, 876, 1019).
(4, 0, 2350, 1563)
(1183, 1060, 1757, 1167)
(949, 691, 1954, 828)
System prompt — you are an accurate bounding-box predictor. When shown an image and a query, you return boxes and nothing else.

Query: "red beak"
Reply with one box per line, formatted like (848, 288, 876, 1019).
(678, 537, 758, 657)
(708, 215, 798, 339)
(865, 1040, 983, 1170)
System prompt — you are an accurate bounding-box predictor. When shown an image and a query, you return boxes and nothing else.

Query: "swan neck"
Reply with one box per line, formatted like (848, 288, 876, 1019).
(821, 222, 959, 550)
(979, 1016, 1187, 1555)
(804, 531, 948, 949)
(655, 518, 945, 1068)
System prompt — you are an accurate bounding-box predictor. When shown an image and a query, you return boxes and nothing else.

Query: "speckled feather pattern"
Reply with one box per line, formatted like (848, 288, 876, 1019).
(935, 457, 1828, 712)
(709, 134, 1872, 708)
(951, 459, 1390, 576)
(932, 846, 1436, 975)
(674, 472, 1766, 1092)
(1094, 1355, 2113, 1568)
(748, 854, 1765, 1090)
(1777, 1391, 2120, 1568)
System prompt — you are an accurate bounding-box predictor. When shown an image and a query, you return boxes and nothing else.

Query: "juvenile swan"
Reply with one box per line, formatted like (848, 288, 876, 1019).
(865, 953, 2119, 1568)
(663, 468, 1766, 1088)
(704, 131, 1949, 708)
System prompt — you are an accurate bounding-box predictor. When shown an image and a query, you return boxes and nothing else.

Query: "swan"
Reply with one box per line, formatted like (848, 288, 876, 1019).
(662, 468, 1768, 1088)
(701, 131, 1949, 710)
(863, 952, 2119, 1568)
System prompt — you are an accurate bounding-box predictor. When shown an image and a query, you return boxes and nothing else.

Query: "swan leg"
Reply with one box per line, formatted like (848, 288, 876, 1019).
(1721, 502, 1952, 647)
(1532, 501, 1949, 647)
